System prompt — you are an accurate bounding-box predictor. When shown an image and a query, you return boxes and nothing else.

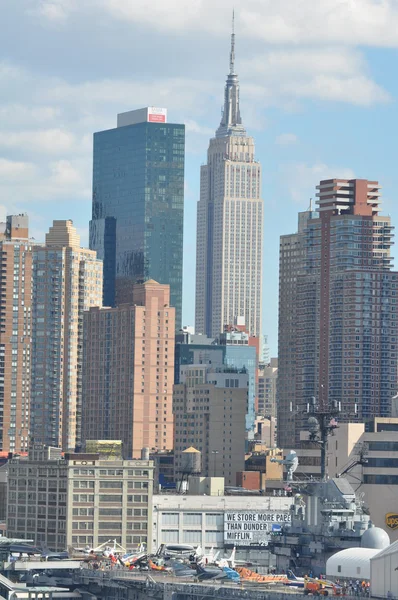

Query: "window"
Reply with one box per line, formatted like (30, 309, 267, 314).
(366, 458, 398, 468)
(74, 480, 94, 489)
(161, 530, 179, 543)
(364, 475, 398, 485)
(368, 441, 398, 452)
(79, 522, 94, 530)
(99, 522, 122, 530)
(73, 494, 94, 502)
(99, 508, 123, 516)
(100, 481, 123, 489)
(205, 530, 223, 544)
(162, 513, 179, 526)
(205, 513, 223, 527)
(183, 530, 201, 544)
(73, 508, 94, 516)
(184, 513, 201, 526)
(99, 495, 122, 503)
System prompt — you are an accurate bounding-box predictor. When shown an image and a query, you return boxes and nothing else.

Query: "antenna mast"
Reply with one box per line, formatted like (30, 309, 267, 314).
(230, 10, 235, 75)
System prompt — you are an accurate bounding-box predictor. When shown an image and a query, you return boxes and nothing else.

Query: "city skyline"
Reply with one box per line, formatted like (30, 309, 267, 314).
(2, 3, 398, 353)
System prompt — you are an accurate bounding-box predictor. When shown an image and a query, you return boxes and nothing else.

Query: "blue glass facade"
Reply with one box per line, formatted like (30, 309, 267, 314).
(174, 341, 256, 432)
(90, 120, 185, 326)
(224, 345, 257, 431)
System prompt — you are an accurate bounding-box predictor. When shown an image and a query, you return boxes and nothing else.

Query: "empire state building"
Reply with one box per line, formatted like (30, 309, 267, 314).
(195, 24, 263, 338)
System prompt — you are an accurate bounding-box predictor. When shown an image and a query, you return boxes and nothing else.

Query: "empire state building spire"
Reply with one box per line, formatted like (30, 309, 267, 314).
(230, 9, 235, 75)
(216, 11, 246, 138)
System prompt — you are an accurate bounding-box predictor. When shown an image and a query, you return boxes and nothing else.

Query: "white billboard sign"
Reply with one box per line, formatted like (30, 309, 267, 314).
(224, 511, 291, 547)
(147, 107, 167, 123)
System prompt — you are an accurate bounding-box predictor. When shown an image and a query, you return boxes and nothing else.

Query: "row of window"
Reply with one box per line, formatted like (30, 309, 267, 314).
(72, 468, 148, 476)
(72, 522, 147, 530)
(72, 507, 148, 517)
(73, 480, 148, 489)
(161, 513, 223, 527)
(72, 494, 148, 503)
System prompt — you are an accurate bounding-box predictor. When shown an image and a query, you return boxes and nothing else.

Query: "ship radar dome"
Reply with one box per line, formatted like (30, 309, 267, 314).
(361, 525, 390, 549)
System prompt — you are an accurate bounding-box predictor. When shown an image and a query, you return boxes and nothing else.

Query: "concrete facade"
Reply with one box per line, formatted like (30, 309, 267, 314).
(30, 221, 103, 451)
(152, 494, 291, 567)
(0, 215, 32, 454)
(7, 446, 154, 552)
(173, 365, 248, 485)
(82, 280, 175, 458)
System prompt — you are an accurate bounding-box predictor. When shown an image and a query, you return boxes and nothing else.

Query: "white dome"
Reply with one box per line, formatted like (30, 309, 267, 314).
(326, 548, 380, 580)
(361, 527, 390, 550)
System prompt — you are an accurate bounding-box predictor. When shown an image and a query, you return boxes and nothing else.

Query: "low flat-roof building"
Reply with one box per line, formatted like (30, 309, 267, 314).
(152, 493, 292, 570)
(7, 445, 154, 552)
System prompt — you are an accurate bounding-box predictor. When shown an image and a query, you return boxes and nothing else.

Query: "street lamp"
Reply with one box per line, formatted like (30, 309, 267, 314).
(211, 451, 219, 478)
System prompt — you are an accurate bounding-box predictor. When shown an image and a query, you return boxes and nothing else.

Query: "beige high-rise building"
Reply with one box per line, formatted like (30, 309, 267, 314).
(82, 280, 175, 458)
(30, 221, 103, 451)
(173, 365, 248, 485)
(195, 26, 263, 338)
(0, 215, 33, 454)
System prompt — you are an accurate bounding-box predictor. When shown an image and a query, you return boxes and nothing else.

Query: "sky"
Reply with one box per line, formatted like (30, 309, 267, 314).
(1, 0, 398, 355)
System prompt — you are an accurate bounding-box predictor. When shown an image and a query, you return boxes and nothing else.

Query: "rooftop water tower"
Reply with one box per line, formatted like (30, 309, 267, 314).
(178, 447, 202, 493)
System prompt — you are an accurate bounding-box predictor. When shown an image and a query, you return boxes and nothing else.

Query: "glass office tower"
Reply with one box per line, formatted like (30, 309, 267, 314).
(90, 107, 185, 327)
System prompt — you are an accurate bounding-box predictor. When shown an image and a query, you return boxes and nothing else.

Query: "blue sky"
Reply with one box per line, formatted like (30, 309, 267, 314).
(1, 0, 398, 355)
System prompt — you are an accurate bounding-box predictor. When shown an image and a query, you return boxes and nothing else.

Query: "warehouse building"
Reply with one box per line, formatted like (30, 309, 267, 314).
(152, 493, 292, 568)
(7, 445, 154, 552)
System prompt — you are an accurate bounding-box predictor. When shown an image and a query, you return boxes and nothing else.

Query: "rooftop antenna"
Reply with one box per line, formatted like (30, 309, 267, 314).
(230, 10, 235, 75)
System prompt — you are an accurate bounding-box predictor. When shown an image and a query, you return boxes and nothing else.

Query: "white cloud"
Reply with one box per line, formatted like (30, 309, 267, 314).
(0, 105, 61, 128)
(49, 159, 86, 188)
(276, 133, 298, 146)
(43, 76, 216, 115)
(286, 74, 390, 107)
(242, 49, 390, 106)
(184, 119, 214, 136)
(100, 0, 203, 30)
(244, 48, 365, 78)
(0, 129, 80, 154)
(282, 162, 356, 203)
(89, 0, 398, 47)
(238, 0, 398, 47)
(0, 158, 37, 181)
